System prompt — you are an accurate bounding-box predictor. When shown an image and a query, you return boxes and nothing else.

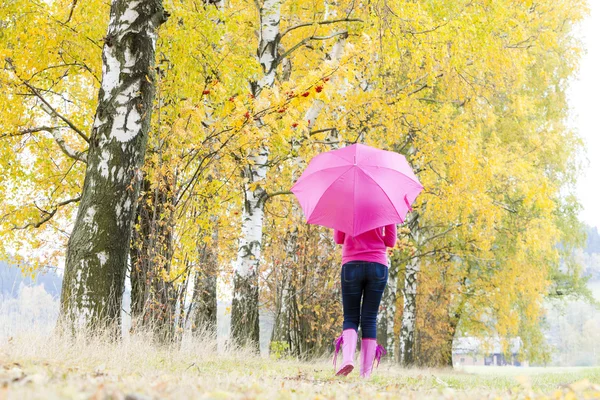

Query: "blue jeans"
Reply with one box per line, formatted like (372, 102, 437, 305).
(341, 261, 388, 339)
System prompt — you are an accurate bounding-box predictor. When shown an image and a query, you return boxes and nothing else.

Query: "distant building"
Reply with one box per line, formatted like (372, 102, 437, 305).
(452, 337, 528, 367)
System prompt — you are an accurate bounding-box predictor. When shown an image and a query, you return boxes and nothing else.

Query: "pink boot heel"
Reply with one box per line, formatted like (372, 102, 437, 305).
(360, 338, 386, 378)
(333, 329, 358, 376)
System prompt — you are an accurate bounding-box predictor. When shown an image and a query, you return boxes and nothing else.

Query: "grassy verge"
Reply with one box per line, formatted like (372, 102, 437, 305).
(1, 333, 599, 399)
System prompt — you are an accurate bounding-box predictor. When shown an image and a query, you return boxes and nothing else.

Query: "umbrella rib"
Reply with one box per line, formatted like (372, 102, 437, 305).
(359, 165, 423, 188)
(306, 166, 354, 221)
(358, 150, 382, 165)
(358, 168, 404, 223)
(292, 164, 352, 185)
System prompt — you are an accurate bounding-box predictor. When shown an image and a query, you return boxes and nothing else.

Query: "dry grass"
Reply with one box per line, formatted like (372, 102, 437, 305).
(1, 331, 600, 399)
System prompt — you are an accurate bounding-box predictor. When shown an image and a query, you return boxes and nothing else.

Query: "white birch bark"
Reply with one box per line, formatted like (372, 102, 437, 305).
(400, 213, 421, 366)
(400, 256, 419, 365)
(377, 260, 398, 359)
(270, 31, 348, 352)
(306, 32, 347, 148)
(59, 0, 167, 333)
(230, 0, 281, 349)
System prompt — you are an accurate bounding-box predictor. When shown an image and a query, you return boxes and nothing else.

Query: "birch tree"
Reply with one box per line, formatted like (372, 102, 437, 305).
(59, 0, 168, 332)
(270, 31, 347, 355)
(229, 0, 282, 349)
(398, 212, 421, 366)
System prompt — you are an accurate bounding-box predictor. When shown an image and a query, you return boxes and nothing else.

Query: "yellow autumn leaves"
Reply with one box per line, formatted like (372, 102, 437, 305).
(0, 0, 589, 361)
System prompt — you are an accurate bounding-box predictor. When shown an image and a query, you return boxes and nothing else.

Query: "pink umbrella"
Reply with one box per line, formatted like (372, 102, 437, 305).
(291, 143, 423, 236)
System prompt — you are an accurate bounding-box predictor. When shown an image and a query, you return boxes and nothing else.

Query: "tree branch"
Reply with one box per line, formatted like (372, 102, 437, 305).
(280, 18, 362, 38)
(0, 126, 86, 163)
(0, 126, 64, 140)
(22, 80, 90, 143)
(49, 128, 88, 163)
(64, 0, 78, 23)
(12, 196, 82, 230)
(309, 127, 338, 136)
(257, 190, 293, 207)
(279, 31, 349, 61)
(5, 58, 90, 143)
(268, 190, 293, 198)
(421, 223, 463, 246)
(492, 200, 517, 214)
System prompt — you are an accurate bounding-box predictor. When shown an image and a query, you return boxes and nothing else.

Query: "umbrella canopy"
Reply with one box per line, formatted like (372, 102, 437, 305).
(291, 143, 423, 236)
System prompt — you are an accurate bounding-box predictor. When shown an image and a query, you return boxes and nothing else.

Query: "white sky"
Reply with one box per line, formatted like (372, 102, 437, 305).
(570, 1, 600, 230)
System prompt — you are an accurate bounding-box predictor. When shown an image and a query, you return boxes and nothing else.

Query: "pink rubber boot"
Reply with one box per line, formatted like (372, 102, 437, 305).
(360, 338, 386, 378)
(333, 329, 357, 376)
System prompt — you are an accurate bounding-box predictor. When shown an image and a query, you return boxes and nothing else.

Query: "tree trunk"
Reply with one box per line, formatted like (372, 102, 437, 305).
(59, 0, 168, 334)
(270, 225, 297, 353)
(399, 213, 421, 366)
(377, 258, 398, 359)
(441, 321, 457, 367)
(269, 28, 346, 355)
(129, 173, 178, 342)
(130, 179, 152, 324)
(441, 280, 468, 367)
(399, 255, 419, 366)
(230, 0, 281, 350)
(191, 222, 219, 336)
(231, 149, 268, 349)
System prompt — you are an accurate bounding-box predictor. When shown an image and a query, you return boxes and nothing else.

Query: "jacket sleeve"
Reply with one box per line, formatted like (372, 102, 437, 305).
(334, 229, 345, 244)
(383, 224, 397, 248)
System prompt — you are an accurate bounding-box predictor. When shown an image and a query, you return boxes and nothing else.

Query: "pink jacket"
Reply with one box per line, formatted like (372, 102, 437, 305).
(334, 225, 397, 266)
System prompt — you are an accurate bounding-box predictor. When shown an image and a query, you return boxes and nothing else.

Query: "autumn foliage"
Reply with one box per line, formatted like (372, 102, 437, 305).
(0, 0, 590, 363)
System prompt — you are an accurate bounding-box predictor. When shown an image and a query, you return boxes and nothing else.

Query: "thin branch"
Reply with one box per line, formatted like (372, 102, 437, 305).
(49, 128, 88, 163)
(1, 125, 87, 163)
(408, 83, 429, 96)
(12, 196, 81, 230)
(309, 127, 337, 136)
(64, 0, 78, 23)
(280, 18, 362, 38)
(421, 223, 463, 246)
(6, 59, 90, 143)
(175, 131, 237, 208)
(0, 126, 65, 140)
(268, 190, 293, 198)
(279, 31, 349, 61)
(492, 200, 517, 214)
(257, 189, 294, 208)
(505, 35, 537, 49)
(402, 20, 450, 36)
(427, 161, 449, 183)
(23, 80, 90, 143)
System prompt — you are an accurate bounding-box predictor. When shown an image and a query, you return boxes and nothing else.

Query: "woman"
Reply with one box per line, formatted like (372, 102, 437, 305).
(333, 224, 396, 378)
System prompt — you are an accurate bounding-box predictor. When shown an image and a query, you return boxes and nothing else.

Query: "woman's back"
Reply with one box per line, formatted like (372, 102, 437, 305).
(334, 224, 396, 266)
